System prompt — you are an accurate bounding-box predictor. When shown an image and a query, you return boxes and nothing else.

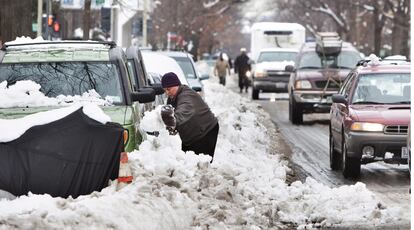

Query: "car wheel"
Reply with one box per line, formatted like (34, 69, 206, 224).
(329, 130, 341, 170)
(290, 93, 303, 125)
(252, 88, 259, 100)
(341, 137, 361, 179)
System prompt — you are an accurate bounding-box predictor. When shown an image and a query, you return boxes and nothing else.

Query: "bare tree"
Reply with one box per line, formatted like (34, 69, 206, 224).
(0, 0, 33, 44)
(150, 0, 242, 59)
(83, 0, 92, 40)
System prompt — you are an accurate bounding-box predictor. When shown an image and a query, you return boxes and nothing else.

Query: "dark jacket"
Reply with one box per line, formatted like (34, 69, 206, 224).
(167, 85, 218, 145)
(234, 53, 251, 76)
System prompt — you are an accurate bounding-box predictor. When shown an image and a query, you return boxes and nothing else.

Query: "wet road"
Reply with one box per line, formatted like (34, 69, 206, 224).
(255, 92, 411, 225)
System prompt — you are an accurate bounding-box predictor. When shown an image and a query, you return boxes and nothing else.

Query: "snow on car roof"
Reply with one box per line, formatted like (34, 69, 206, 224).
(259, 48, 299, 53)
(141, 52, 189, 85)
(251, 22, 305, 31)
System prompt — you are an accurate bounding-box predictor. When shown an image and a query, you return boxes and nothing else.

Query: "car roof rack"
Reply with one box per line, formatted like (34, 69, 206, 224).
(315, 32, 342, 56)
(1, 40, 117, 51)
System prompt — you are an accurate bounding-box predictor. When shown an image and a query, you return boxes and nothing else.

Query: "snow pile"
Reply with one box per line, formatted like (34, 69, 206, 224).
(0, 80, 405, 229)
(0, 80, 113, 108)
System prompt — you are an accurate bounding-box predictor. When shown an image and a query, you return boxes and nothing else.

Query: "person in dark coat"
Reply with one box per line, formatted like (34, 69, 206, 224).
(234, 47, 251, 93)
(160, 72, 219, 161)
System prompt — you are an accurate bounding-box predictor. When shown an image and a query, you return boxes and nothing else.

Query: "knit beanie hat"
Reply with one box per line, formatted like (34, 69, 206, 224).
(161, 72, 181, 88)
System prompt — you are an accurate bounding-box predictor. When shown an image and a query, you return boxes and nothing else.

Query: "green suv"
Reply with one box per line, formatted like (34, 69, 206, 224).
(0, 41, 155, 152)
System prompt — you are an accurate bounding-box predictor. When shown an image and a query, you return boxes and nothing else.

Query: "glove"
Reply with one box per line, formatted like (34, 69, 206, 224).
(161, 104, 176, 129)
(166, 126, 178, 135)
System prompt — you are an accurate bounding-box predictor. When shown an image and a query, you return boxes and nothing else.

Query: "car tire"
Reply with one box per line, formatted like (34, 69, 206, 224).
(252, 88, 259, 100)
(342, 137, 361, 179)
(289, 93, 303, 124)
(329, 130, 341, 170)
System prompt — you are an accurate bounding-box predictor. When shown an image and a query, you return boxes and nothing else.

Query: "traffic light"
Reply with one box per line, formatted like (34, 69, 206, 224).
(53, 21, 60, 33)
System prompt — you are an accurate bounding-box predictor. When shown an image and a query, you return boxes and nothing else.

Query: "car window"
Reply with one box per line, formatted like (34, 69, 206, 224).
(0, 62, 124, 104)
(351, 73, 411, 104)
(298, 51, 361, 69)
(257, 51, 297, 63)
(171, 56, 197, 79)
(127, 60, 139, 91)
(340, 72, 355, 97)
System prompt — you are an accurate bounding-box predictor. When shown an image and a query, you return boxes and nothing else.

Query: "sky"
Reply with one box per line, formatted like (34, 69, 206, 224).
(0, 77, 409, 229)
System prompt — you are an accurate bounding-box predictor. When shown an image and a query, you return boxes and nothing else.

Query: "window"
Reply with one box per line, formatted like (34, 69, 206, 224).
(298, 51, 361, 69)
(257, 51, 297, 63)
(0, 62, 124, 104)
(351, 73, 411, 104)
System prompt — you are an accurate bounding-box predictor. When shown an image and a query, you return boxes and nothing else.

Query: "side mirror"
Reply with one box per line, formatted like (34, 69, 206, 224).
(151, 83, 164, 95)
(332, 94, 348, 105)
(285, 65, 295, 72)
(131, 88, 155, 103)
(192, 86, 202, 92)
(199, 74, 209, 80)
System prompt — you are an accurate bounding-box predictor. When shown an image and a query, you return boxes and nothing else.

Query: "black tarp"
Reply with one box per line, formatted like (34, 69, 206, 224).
(0, 108, 123, 198)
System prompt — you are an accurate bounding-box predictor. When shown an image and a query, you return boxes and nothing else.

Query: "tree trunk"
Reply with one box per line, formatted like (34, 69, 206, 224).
(0, 0, 33, 44)
(83, 0, 92, 40)
(372, 8, 384, 55)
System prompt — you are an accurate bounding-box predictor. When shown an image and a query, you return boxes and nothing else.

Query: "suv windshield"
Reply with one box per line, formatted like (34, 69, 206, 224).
(0, 62, 124, 104)
(298, 51, 360, 69)
(171, 56, 197, 79)
(257, 51, 297, 63)
(352, 73, 411, 104)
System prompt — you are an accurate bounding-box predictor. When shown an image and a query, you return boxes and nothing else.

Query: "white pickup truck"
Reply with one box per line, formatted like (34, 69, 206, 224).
(250, 22, 305, 99)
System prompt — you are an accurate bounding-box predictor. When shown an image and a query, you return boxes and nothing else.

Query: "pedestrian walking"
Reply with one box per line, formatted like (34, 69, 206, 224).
(214, 53, 231, 86)
(234, 47, 251, 93)
(160, 72, 219, 162)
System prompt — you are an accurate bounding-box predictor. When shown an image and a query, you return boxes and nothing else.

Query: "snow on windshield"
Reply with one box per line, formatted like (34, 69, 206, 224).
(0, 80, 113, 108)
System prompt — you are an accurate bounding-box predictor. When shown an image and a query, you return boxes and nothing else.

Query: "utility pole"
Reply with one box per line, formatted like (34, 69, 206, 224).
(143, 0, 148, 47)
(37, 0, 43, 38)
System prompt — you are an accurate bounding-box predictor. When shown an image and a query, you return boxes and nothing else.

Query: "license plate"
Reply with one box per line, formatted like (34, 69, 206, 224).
(401, 147, 409, 159)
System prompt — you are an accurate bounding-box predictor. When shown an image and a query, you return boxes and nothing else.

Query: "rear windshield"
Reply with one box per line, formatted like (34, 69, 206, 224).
(171, 56, 197, 79)
(351, 73, 411, 104)
(298, 51, 360, 69)
(0, 62, 124, 104)
(257, 51, 297, 63)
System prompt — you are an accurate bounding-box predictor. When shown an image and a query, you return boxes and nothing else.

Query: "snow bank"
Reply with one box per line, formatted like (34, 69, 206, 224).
(0, 79, 405, 229)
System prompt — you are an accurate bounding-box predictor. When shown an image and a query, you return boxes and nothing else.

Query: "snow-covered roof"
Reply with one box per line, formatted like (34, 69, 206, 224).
(251, 22, 305, 31)
(259, 48, 299, 53)
(141, 52, 189, 85)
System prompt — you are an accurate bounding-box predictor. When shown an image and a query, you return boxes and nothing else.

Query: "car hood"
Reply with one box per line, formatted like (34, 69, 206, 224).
(0, 106, 133, 125)
(255, 61, 295, 71)
(350, 105, 411, 125)
(295, 68, 351, 81)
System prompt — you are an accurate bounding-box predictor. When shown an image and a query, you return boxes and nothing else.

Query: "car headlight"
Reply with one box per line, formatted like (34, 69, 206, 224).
(350, 122, 384, 132)
(295, 80, 312, 89)
(254, 68, 266, 77)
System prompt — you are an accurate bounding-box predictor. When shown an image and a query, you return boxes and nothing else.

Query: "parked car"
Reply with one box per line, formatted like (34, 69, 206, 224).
(0, 41, 155, 152)
(141, 51, 189, 86)
(159, 51, 208, 93)
(329, 58, 411, 178)
(125, 46, 164, 110)
(286, 33, 361, 124)
(251, 48, 298, 99)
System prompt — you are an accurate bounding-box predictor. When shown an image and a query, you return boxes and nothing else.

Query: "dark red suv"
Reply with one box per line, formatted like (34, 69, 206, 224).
(329, 58, 410, 178)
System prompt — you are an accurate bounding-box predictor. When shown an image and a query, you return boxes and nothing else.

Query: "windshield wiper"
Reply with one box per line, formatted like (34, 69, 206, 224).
(384, 101, 411, 104)
(299, 66, 320, 69)
(336, 66, 352, 69)
(352, 101, 384, 105)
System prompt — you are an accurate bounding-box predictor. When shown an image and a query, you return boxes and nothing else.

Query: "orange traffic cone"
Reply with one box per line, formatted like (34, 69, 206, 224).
(117, 152, 133, 190)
